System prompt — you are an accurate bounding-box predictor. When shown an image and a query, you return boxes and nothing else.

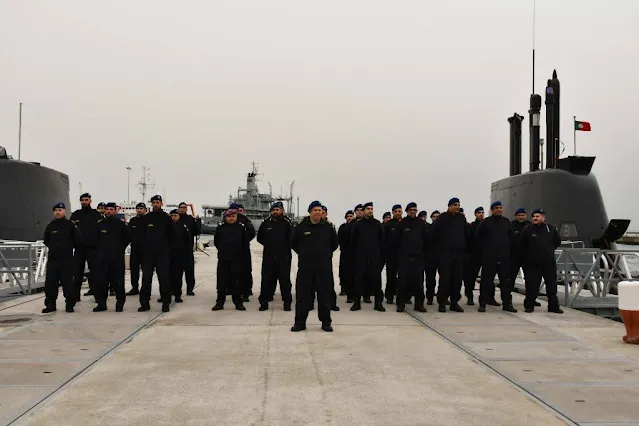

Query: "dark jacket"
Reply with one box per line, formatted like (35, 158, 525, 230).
(510, 219, 531, 258)
(351, 216, 384, 266)
(43, 218, 81, 260)
(214, 221, 247, 261)
(467, 219, 482, 255)
(69, 206, 102, 248)
(237, 214, 256, 247)
(128, 215, 146, 247)
(179, 213, 201, 240)
(521, 223, 561, 265)
(430, 211, 468, 253)
(97, 216, 131, 261)
(291, 217, 338, 270)
(397, 216, 427, 256)
(476, 215, 512, 260)
(383, 218, 401, 257)
(141, 209, 173, 254)
(171, 220, 192, 256)
(257, 215, 292, 258)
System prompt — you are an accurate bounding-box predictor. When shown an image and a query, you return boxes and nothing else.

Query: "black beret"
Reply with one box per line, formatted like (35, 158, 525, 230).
(105, 202, 117, 209)
(150, 195, 162, 202)
(363, 202, 373, 209)
(515, 208, 526, 215)
(321, 205, 327, 211)
(308, 200, 322, 212)
(354, 204, 363, 211)
(418, 210, 427, 218)
(448, 197, 460, 206)
(52, 202, 66, 210)
(170, 209, 179, 215)
(430, 210, 440, 217)
(406, 202, 417, 210)
(271, 201, 284, 209)
(532, 208, 545, 215)
(229, 202, 240, 210)
(474, 207, 484, 214)
(79, 193, 91, 200)
(136, 202, 146, 209)
(392, 204, 402, 211)
(345, 210, 354, 218)
(97, 202, 106, 208)
(237, 203, 244, 209)
(383, 211, 391, 218)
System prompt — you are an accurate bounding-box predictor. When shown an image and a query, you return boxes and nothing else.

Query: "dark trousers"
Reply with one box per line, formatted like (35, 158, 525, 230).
(241, 249, 253, 296)
(524, 262, 560, 309)
(99, 257, 125, 306)
(217, 259, 242, 306)
(385, 256, 399, 301)
(480, 257, 511, 305)
(463, 253, 481, 299)
(424, 256, 437, 301)
(509, 255, 526, 290)
(437, 251, 464, 305)
(397, 255, 425, 306)
(73, 246, 98, 299)
(259, 255, 292, 304)
(310, 272, 338, 308)
(184, 249, 196, 293)
(354, 260, 383, 303)
(339, 253, 355, 298)
(129, 245, 144, 290)
(44, 257, 75, 308)
(171, 252, 186, 297)
(294, 268, 332, 326)
(140, 251, 171, 307)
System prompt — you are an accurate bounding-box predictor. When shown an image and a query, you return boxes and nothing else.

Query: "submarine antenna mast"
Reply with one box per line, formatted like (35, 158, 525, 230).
(532, 0, 536, 94)
(17, 102, 22, 160)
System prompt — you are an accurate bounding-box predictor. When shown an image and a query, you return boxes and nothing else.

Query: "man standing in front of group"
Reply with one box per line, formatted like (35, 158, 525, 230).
(475, 201, 517, 313)
(70, 193, 102, 301)
(139, 195, 173, 313)
(43, 203, 81, 313)
(178, 202, 200, 296)
(212, 209, 247, 311)
(383, 204, 402, 304)
(521, 209, 563, 314)
(126, 202, 146, 296)
(95, 203, 130, 312)
(291, 201, 338, 332)
(430, 198, 467, 313)
(350, 202, 385, 312)
(257, 201, 293, 311)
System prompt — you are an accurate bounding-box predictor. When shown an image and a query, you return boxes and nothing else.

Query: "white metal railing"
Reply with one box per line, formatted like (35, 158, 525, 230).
(0, 240, 48, 295)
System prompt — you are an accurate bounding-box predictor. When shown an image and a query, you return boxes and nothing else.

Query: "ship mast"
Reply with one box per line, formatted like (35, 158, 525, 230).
(137, 166, 155, 202)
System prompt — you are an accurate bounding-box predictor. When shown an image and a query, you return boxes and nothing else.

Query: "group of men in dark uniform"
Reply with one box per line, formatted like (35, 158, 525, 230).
(42, 193, 200, 314)
(209, 197, 564, 333)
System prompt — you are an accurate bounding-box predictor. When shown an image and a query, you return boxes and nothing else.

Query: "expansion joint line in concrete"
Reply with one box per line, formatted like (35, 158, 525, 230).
(403, 311, 579, 426)
(6, 272, 217, 426)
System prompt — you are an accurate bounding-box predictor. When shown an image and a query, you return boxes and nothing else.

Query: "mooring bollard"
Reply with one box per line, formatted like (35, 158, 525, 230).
(618, 281, 639, 344)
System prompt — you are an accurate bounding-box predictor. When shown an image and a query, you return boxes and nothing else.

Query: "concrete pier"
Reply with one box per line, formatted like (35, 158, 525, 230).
(0, 243, 637, 425)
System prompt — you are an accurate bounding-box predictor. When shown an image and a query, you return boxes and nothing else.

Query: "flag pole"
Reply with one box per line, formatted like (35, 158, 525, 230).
(572, 115, 577, 157)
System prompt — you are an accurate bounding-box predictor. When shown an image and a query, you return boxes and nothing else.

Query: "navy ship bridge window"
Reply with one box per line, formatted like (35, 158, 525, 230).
(559, 222, 578, 239)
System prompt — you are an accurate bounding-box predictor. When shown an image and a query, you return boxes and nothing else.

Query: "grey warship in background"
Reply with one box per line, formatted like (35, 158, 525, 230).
(200, 163, 298, 234)
(0, 146, 70, 241)
(491, 69, 630, 248)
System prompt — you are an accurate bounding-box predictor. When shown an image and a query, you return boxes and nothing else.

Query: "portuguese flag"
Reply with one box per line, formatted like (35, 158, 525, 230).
(574, 120, 591, 131)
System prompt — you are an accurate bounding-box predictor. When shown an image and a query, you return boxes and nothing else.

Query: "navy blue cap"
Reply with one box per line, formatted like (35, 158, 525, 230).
(515, 208, 526, 215)
(308, 200, 322, 212)
(150, 195, 162, 202)
(448, 197, 460, 206)
(363, 202, 373, 209)
(392, 204, 402, 211)
(532, 208, 545, 215)
(170, 209, 179, 215)
(271, 201, 284, 209)
(490, 200, 503, 209)
(418, 210, 427, 218)
(52, 202, 66, 211)
(430, 210, 440, 217)
(345, 210, 354, 217)
(136, 202, 146, 209)
(354, 204, 363, 211)
(79, 193, 91, 200)
(474, 207, 484, 214)
(383, 211, 391, 218)
(406, 202, 417, 210)
(105, 202, 117, 209)
(97, 202, 106, 208)
(229, 202, 240, 210)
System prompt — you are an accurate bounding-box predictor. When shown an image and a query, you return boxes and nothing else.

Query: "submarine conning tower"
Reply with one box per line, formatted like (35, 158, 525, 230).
(492, 70, 629, 248)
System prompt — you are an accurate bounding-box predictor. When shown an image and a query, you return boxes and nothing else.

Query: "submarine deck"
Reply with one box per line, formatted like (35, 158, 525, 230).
(0, 243, 638, 425)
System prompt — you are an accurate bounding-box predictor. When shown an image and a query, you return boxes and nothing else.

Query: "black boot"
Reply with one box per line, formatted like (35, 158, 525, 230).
(211, 304, 224, 311)
(65, 303, 74, 313)
(283, 302, 292, 311)
(321, 323, 334, 332)
(426, 298, 433, 306)
(548, 306, 564, 314)
(126, 288, 139, 296)
(291, 323, 306, 332)
(259, 302, 269, 311)
(438, 304, 447, 312)
(396, 303, 405, 313)
(242, 295, 250, 303)
(350, 300, 361, 311)
(346, 297, 354, 304)
(467, 297, 475, 306)
(162, 305, 170, 313)
(84, 290, 94, 296)
(534, 300, 541, 307)
(138, 304, 150, 312)
(503, 304, 518, 313)
(478, 304, 486, 313)
(414, 304, 426, 313)
(93, 304, 107, 312)
(524, 306, 534, 313)
(363, 296, 372, 304)
(450, 303, 464, 312)
(487, 299, 501, 307)
(386, 298, 394, 305)
(187, 290, 195, 296)
(331, 305, 340, 311)
(374, 303, 386, 312)
(175, 296, 183, 303)
(115, 302, 124, 313)
(339, 289, 346, 296)
(235, 303, 246, 311)
(42, 306, 56, 314)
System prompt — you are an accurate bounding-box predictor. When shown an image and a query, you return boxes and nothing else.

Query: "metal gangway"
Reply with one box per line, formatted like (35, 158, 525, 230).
(0, 240, 48, 297)
(512, 242, 639, 318)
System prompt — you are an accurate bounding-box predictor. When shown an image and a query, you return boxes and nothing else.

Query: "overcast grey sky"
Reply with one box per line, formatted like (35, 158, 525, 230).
(1, 0, 638, 222)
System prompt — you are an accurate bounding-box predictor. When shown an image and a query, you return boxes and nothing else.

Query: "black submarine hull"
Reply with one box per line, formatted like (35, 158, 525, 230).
(491, 166, 628, 248)
(0, 158, 70, 242)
